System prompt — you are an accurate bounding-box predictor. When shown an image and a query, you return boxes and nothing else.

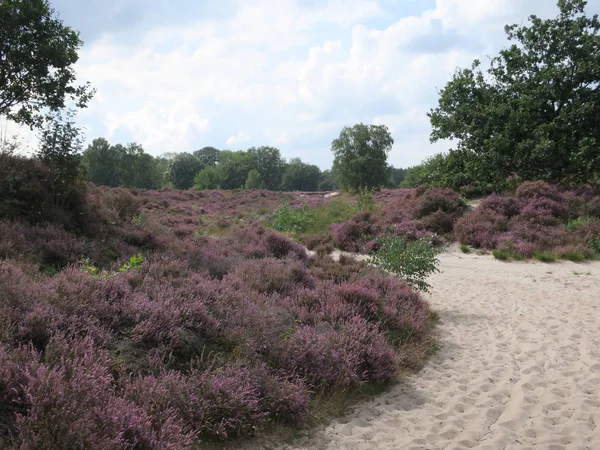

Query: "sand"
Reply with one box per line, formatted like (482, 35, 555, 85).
(284, 247, 600, 450)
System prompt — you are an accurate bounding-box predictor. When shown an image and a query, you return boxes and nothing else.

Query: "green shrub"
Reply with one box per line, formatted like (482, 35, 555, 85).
(119, 253, 145, 272)
(589, 235, 600, 253)
(270, 203, 315, 233)
(356, 188, 378, 212)
(567, 216, 593, 232)
(460, 244, 470, 253)
(369, 235, 441, 293)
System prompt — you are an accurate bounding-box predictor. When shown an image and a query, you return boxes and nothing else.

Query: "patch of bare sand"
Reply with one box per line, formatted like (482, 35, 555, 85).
(284, 247, 600, 449)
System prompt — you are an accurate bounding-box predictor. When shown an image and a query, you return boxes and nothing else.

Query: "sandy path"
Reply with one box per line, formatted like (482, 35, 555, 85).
(285, 249, 600, 450)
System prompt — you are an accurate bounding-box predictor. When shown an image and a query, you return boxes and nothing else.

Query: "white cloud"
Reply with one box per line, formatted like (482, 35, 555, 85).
(15, 0, 597, 170)
(226, 131, 251, 146)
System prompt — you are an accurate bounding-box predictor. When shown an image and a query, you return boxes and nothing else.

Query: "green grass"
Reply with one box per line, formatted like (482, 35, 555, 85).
(269, 195, 361, 237)
(563, 251, 586, 262)
(492, 249, 511, 261)
(534, 252, 557, 263)
(460, 244, 470, 253)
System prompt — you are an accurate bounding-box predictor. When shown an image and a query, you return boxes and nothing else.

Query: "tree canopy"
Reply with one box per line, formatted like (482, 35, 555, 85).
(0, 0, 94, 127)
(429, 0, 600, 184)
(331, 123, 394, 191)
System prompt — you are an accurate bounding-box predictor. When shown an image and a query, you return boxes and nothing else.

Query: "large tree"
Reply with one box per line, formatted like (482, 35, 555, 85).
(168, 152, 204, 190)
(429, 0, 600, 183)
(193, 146, 220, 167)
(81, 138, 122, 187)
(0, 0, 94, 127)
(247, 146, 285, 190)
(331, 123, 394, 191)
(281, 158, 321, 191)
(216, 150, 251, 189)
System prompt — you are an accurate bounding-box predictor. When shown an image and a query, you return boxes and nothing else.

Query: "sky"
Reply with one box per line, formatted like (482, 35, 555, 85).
(7, 0, 600, 169)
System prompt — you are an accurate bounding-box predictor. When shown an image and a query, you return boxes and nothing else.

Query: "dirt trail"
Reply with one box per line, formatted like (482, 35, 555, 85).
(284, 248, 600, 449)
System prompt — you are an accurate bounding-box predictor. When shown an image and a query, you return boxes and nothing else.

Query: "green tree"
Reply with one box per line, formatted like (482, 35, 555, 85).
(81, 138, 122, 187)
(117, 143, 160, 189)
(216, 150, 251, 189)
(247, 146, 285, 190)
(429, 0, 600, 184)
(0, 0, 94, 127)
(168, 152, 204, 190)
(318, 169, 337, 191)
(389, 166, 408, 186)
(281, 158, 321, 191)
(245, 169, 264, 189)
(37, 109, 83, 186)
(331, 123, 394, 191)
(194, 146, 220, 167)
(194, 167, 219, 190)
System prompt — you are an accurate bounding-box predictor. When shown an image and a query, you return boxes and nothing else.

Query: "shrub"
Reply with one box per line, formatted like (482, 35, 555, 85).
(454, 210, 508, 248)
(270, 203, 314, 233)
(421, 210, 455, 234)
(414, 188, 466, 218)
(479, 194, 521, 217)
(567, 216, 594, 232)
(369, 235, 441, 293)
(515, 181, 559, 200)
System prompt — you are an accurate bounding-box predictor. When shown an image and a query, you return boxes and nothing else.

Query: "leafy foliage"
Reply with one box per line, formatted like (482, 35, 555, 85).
(0, 0, 94, 127)
(369, 235, 441, 293)
(428, 0, 600, 185)
(332, 123, 394, 191)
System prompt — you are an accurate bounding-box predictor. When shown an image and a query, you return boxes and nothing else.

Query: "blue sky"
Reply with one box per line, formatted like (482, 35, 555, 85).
(11, 0, 600, 169)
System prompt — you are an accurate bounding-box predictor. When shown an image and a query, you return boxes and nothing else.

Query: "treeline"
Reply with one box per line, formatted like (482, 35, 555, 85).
(81, 138, 407, 192)
(80, 139, 337, 191)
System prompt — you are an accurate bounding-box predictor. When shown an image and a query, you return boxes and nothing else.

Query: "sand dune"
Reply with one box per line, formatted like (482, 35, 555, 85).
(284, 247, 600, 449)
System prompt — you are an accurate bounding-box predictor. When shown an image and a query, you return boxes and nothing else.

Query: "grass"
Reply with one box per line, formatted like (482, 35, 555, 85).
(563, 251, 586, 262)
(573, 270, 592, 276)
(269, 195, 359, 238)
(460, 244, 470, 253)
(534, 252, 557, 263)
(492, 249, 511, 261)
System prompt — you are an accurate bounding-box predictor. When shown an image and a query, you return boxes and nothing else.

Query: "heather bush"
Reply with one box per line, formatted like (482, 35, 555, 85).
(414, 188, 466, 219)
(1, 174, 441, 446)
(454, 209, 508, 248)
(479, 194, 521, 217)
(228, 258, 315, 295)
(421, 210, 455, 234)
(330, 211, 379, 252)
(515, 180, 560, 200)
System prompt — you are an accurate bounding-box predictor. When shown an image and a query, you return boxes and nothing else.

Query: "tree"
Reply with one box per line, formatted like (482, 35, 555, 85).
(81, 138, 122, 187)
(168, 153, 204, 190)
(429, 0, 600, 184)
(318, 169, 337, 191)
(389, 166, 408, 187)
(247, 146, 285, 190)
(331, 124, 394, 191)
(245, 169, 264, 189)
(37, 109, 83, 186)
(194, 146, 220, 167)
(216, 150, 251, 189)
(0, 0, 94, 127)
(194, 167, 219, 190)
(281, 158, 321, 191)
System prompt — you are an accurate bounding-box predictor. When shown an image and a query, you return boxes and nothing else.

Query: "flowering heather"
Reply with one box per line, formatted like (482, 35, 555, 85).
(456, 184, 600, 258)
(0, 185, 433, 447)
